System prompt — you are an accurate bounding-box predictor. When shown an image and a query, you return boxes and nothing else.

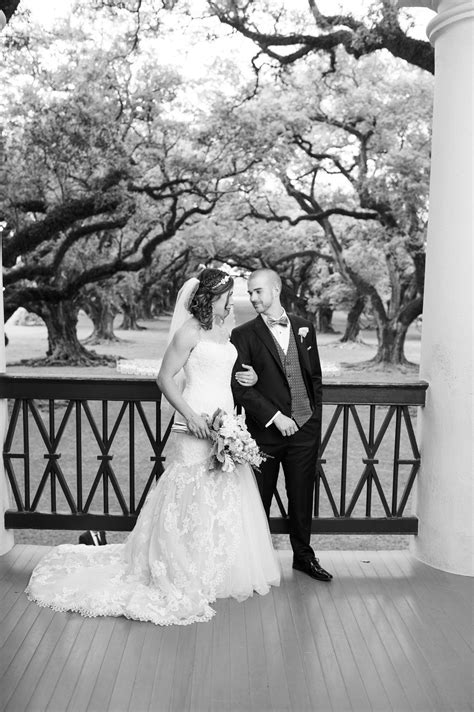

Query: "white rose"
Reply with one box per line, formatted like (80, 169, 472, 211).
(298, 326, 309, 341)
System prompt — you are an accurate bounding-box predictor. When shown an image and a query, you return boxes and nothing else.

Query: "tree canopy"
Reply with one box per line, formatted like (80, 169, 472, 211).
(1, 5, 262, 355)
(1, 0, 434, 366)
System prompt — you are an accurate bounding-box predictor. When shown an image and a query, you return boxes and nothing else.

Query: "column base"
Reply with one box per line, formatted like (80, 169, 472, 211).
(410, 526, 474, 577)
(0, 529, 14, 555)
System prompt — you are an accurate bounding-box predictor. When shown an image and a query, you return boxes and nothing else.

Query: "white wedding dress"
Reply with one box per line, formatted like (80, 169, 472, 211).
(26, 335, 280, 625)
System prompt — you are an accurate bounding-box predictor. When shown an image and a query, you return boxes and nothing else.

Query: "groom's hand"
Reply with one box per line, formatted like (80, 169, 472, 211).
(274, 413, 299, 437)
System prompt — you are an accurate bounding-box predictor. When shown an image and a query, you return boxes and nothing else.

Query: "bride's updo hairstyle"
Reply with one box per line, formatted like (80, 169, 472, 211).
(188, 268, 234, 330)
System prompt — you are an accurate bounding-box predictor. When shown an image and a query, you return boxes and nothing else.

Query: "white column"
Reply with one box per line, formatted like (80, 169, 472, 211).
(0, 236, 14, 554)
(399, 0, 473, 575)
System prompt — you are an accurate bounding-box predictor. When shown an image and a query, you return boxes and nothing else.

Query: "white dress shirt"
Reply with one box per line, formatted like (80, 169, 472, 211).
(262, 310, 290, 355)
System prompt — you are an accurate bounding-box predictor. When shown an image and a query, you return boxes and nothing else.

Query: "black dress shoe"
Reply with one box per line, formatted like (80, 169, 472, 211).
(293, 557, 333, 582)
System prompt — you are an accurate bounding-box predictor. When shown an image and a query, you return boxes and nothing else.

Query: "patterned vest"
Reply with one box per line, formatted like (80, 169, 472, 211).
(270, 325, 313, 427)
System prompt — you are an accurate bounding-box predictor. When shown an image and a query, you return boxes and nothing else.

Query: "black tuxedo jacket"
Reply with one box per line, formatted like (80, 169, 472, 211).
(231, 314, 322, 444)
(78, 530, 107, 546)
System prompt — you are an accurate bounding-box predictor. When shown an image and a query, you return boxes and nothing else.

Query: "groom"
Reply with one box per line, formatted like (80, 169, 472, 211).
(231, 269, 332, 582)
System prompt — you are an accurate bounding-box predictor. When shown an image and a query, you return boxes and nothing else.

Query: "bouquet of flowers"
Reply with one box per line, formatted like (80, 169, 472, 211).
(207, 408, 268, 473)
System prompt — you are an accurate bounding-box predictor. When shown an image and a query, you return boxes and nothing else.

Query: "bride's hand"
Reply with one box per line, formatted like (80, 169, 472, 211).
(235, 363, 258, 387)
(186, 412, 210, 439)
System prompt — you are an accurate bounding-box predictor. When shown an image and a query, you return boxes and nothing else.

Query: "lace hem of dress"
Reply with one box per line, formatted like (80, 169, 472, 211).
(24, 588, 216, 626)
(25, 578, 276, 625)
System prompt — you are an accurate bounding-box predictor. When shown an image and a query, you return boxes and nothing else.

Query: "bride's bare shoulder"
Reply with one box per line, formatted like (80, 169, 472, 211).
(173, 317, 201, 348)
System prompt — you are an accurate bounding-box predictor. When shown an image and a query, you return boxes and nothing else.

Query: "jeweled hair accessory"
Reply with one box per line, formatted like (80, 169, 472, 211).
(214, 273, 231, 288)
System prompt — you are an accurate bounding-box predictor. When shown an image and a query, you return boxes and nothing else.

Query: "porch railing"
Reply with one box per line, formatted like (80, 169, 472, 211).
(0, 375, 427, 535)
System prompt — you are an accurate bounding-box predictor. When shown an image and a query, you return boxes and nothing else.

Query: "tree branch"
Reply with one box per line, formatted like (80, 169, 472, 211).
(3, 170, 127, 266)
(273, 249, 334, 265)
(209, 0, 434, 74)
(246, 204, 378, 225)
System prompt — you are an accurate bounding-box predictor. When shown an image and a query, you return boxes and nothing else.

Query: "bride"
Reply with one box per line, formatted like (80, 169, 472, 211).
(25, 268, 280, 625)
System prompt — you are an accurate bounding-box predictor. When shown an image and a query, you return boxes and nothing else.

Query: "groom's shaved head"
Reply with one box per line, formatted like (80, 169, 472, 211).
(248, 269, 281, 290)
(247, 269, 283, 316)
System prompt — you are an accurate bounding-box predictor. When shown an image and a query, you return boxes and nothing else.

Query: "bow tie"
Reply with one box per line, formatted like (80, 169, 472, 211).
(267, 315, 289, 327)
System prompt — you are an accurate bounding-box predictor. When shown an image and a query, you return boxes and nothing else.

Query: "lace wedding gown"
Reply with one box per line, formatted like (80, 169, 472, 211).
(26, 336, 280, 625)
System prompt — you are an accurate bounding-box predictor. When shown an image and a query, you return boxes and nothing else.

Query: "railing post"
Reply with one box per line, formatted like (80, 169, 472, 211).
(0, 235, 14, 553)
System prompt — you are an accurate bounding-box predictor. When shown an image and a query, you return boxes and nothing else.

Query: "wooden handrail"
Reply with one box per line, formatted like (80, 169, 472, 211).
(0, 374, 428, 404)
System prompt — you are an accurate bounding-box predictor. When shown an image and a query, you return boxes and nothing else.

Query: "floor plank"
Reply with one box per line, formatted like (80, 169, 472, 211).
(23, 615, 86, 712)
(170, 619, 198, 712)
(46, 617, 102, 711)
(0, 544, 24, 582)
(210, 598, 231, 712)
(385, 550, 473, 649)
(0, 605, 56, 710)
(127, 624, 165, 712)
(323, 552, 393, 711)
(0, 593, 45, 674)
(282, 558, 337, 711)
(244, 593, 273, 712)
(228, 597, 250, 712)
(189, 606, 214, 712)
(259, 587, 292, 711)
(352, 550, 457, 711)
(1, 545, 472, 712)
(304, 552, 373, 712)
(372, 551, 472, 712)
(147, 618, 181, 712)
(294, 568, 354, 711)
(273, 563, 315, 712)
(405, 551, 473, 608)
(66, 616, 117, 712)
(338, 550, 416, 711)
(0, 548, 42, 623)
(4, 608, 70, 712)
(86, 618, 131, 712)
(105, 620, 149, 712)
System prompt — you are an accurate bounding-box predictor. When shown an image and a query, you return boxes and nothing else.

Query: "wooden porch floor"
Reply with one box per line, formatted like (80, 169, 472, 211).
(0, 546, 472, 712)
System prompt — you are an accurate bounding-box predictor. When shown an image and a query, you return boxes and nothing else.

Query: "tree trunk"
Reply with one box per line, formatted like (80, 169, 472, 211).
(281, 290, 311, 320)
(317, 305, 334, 333)
(140, 297, 154, 320)
(31, 302, 114, 366)
(139, 284, 160, 319)
(371, 319, 411, 365)
(82, 300, 120, 344)
(118, 302, 146, 330)
(340, 296, 365, 342)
